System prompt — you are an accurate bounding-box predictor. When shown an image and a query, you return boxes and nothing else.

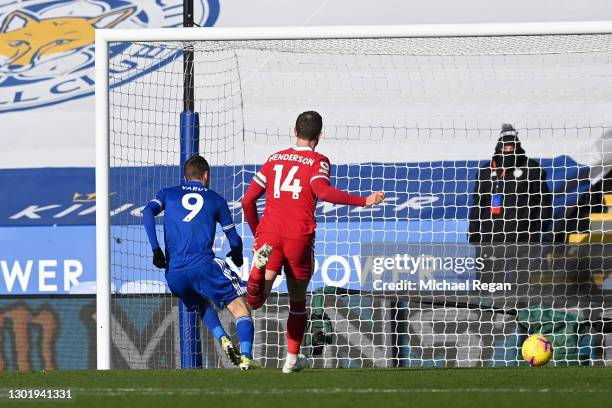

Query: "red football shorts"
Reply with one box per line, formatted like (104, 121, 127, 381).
(255, 232, 314, 280)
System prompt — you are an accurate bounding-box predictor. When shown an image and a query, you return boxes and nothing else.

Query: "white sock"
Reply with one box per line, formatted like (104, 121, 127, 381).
(285, 353, 298, 366)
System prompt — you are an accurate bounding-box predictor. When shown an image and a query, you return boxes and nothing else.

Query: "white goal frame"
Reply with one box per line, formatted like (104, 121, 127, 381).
(95, 21, 612, 370)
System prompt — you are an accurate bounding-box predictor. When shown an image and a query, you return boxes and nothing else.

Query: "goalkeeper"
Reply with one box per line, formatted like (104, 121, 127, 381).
(142, 155, 270, 370)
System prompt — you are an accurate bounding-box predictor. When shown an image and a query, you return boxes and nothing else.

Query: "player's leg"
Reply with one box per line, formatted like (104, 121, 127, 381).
(198, 259, 261, 369)
(225, 296, 259, 369)
(246, 232, 278, 309)
(248, 266, 281, 310)
(281, 237, 314, 373)
(199, 300, 227, 342)
(166, 268, 242, 365)
(199, 301, 240, 366)
(245, 243, 274, 307)
(261, 268, 280, 300)
(283, 275, 310, 373)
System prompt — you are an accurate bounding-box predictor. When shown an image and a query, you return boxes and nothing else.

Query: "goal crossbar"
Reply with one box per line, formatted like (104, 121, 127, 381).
(95, 22, 612, 44)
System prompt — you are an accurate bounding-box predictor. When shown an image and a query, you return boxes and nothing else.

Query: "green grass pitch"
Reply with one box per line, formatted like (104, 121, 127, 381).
(0, 366, 610, 408)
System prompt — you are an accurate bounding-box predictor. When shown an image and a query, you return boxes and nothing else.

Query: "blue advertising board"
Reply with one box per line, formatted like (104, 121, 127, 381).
(0, 157, 590, 226)
(0, 157, 591, 295)
(0, 226, 96, 295)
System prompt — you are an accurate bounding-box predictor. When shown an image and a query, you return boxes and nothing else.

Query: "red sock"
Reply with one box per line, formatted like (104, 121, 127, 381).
(246, 263, 267, 309)
(286, 300, 307, 355)
(248, 262, 265, 285)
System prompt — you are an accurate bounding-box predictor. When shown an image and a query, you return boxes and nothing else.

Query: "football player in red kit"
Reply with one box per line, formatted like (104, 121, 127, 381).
(242, 111, 385, 373)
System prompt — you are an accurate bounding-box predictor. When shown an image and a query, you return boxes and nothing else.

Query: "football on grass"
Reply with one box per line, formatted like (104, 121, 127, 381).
(522, 334, 553, 367)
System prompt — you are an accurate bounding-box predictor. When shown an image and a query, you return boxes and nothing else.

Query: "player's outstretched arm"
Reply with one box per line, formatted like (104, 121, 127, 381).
(142, 200, 166, 269)
(311, 177, 384, 207)
(241, 180, 266, 235)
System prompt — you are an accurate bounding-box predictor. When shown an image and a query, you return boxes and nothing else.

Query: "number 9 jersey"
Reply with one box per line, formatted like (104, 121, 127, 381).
(149, 181, 236, 271)
(253, 146, 331, 238)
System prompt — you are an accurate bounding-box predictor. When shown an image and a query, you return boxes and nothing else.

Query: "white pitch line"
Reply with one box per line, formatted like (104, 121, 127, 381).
(67, 387, 608, 396)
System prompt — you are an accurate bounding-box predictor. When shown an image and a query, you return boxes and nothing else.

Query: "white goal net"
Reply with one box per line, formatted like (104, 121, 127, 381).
(98, 26, 612, 369)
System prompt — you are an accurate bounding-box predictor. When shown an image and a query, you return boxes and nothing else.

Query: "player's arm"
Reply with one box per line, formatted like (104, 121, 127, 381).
(142, 190, 167, 269)
(311, 157, 384, 206)
(241, 168, 267, 234)
(217, 197, 244, 267)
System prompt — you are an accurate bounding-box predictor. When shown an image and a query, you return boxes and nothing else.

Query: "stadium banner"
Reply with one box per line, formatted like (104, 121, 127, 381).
(0, 296, 178, 370)
(0, 163, 609, 295)
(2, 222, 470, 295)
(0, 297, 96, 370)
(0, 160, 592, 227)
(0, 0, 217, 115)
(0, 226, 96, 295)
(2, 223, 610, 300)
(0, 295, 607, 370)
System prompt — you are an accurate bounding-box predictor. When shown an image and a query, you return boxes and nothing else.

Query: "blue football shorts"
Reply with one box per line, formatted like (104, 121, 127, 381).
(165, 258, 245, 310)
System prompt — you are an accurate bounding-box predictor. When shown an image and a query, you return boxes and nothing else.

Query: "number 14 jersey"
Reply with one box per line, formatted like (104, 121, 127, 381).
(252, 145, 331, 238)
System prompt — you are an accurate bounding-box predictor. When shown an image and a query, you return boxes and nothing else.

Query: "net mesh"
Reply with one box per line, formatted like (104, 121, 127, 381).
(107, 34, 612, 368)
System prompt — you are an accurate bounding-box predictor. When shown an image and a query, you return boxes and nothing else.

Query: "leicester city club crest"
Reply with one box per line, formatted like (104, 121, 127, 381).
(0, 0, 219, 112)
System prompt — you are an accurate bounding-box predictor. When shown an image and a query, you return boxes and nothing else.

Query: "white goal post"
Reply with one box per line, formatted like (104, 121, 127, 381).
(96, 23, 612, 370)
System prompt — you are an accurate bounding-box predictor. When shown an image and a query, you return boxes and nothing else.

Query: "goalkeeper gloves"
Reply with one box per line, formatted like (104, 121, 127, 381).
(226, 250, 244, 268)
(152, 247, 167, 269)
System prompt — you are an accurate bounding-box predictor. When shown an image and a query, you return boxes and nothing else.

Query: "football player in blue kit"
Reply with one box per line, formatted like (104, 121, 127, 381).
(142, 154, 271, 369)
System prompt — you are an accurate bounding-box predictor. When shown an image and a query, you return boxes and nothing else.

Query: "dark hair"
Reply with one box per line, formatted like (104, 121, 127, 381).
(295, 111, 323, 141)
(184, 154, 210, 180)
